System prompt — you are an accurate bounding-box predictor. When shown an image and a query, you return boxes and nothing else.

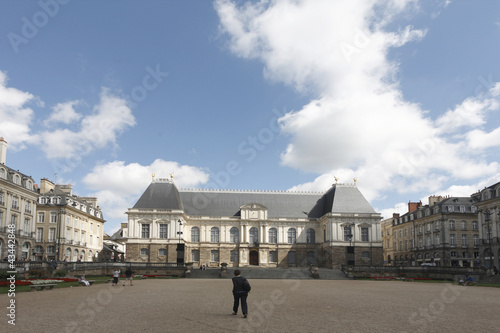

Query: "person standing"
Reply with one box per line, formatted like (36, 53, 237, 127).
(232, 270, 251, 318)
(112, 269, 121, 286)
(123, 267, 133, 286)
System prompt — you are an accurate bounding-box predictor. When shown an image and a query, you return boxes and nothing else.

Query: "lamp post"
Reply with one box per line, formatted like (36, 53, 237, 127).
(177, 219, 183, 243)
(176, 219, 184, 265)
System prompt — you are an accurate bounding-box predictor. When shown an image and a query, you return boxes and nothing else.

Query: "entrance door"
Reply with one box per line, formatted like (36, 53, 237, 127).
(250, 250, 259, 265)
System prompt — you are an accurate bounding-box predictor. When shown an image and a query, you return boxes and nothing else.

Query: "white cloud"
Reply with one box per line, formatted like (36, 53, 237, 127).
(43, 100, 83, 126)
(0, 70, 36, 149)
(36, 88, 136, 159)
(82, 159, 210, 228)
(216, 0, 500, 205)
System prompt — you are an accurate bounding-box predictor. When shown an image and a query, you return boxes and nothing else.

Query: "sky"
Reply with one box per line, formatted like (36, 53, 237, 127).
(1, 0, 500, 234)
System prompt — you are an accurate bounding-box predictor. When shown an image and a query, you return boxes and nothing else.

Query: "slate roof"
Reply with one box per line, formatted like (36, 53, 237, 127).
(132, 181, 378, 218)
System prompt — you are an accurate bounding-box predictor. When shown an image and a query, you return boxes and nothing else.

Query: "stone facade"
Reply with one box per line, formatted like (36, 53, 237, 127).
(36, 179, 105, 262)
(471, 182, 500, 271)
(124, 178, 383, 269)
(385, 196, 479, 267)
(0, 137, 38, 261)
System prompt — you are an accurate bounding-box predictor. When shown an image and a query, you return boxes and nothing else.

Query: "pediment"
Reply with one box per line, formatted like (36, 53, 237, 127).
(240, 203, 268, 210)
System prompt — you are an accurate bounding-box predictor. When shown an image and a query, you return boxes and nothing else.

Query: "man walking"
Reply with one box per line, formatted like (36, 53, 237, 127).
(123, 267, 133, 286)
(232, 270, 251, 318)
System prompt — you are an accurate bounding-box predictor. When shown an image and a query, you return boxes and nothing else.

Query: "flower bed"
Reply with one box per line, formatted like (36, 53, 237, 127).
(25, 278, 79, 284)
(0, 281, 32, 287)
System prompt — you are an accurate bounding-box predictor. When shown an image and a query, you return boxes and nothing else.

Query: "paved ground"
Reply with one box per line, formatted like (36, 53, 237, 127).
(1, 278, 499, 333)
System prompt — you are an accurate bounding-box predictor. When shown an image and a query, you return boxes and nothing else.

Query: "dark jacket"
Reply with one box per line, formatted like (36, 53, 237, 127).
(232, 276, 251, 294)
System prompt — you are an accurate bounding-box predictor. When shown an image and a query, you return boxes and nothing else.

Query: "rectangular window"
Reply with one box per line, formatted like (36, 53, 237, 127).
(269, 251, 277, 263)
(461, 221, 467, 230)
(361, 228, 369, 242)
(142, 224, 150, 238)
(461, 234, 468, 247)
(48, 228, 56, 242)
(230, 250, 238, 262)
(450, 234, 456, 246)
(36, 227, 43, 242)
(473, 235, 479, 246)
(38, 212, 45, 223)
(210, 228, 219, 243)
(159, 224, 168, 238)
(50, 213, 57, 223)
(191, 227, 200, 242)
(12, 197, 19, 209)
(11, 214, 17, 227)
(191, 250, 200, 262)
(90, 235, 93, 246)
(343, 227, 352, 241)
(140, 248, 149, 256)
(472, 221, 478, 230)
(210, 250, 219, 262)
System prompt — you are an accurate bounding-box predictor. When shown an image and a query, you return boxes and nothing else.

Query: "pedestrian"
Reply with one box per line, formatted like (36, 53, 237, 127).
(232, 269, 251, 318)
(123, 267, 133, 286)
(112, 269, 121, 286)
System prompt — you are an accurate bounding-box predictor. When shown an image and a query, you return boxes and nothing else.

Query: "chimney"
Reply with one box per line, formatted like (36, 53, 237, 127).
(39, 178, 55, 194)
(57, 184, 73, 196)
(0, 137, 7, 165)
(408, 201, 422, 213)
(428, 195, 444, 206)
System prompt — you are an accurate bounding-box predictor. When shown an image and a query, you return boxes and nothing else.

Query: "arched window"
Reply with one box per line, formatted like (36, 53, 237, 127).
(65, 248, 71, 260)
(191, 227, 200, 242)
(13, 174, 21, 185)
(249, 227, 258, 245)
(230, 227, 239, 243)
(268, 228, 277, 244)
(307, 229, 315, 244)
(210, 227, 219, 243)
(0, 168, 5, 179)
(287, 228, 296, 244)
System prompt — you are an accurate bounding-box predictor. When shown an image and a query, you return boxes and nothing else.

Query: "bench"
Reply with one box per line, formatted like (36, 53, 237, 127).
(78, 280, 95, 286)
(460, 281, 477, 286)
(30, 284, 57, 291)
(370, 276, 396, 281)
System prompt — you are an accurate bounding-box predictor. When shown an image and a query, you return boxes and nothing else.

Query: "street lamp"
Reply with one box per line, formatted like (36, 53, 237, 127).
(177, 219, 183, 243)
(176, 219, 184, 265)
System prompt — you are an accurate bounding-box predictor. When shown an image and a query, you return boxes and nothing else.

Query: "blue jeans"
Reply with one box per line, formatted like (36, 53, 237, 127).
(233, 292, 248, 314)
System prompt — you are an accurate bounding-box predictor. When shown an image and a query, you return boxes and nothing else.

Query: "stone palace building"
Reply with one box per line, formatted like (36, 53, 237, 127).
(124, 177, 383, 268)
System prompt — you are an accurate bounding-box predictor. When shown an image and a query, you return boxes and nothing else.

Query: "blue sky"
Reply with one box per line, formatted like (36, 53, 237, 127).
(1, 0, 500, 234)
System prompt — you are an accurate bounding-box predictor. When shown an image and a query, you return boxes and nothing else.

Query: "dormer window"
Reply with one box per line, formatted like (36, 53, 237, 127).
(13, 174, 21, 185)
(0, 168, 5, 179)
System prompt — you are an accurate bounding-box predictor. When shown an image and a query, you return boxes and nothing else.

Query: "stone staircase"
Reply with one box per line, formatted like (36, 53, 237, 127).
(189, 267, 348, 280)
